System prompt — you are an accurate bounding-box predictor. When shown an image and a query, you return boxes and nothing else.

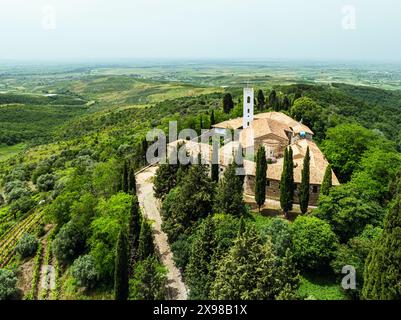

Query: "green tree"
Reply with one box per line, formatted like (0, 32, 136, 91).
(290, 97, 324, 139)
(37, 173, 56, 192)
(71, 254, 98, 290)
(321, 124, 381, 182)
(89, 193, 131, 279)
(210, 226, 298, 300)
(53, 221, 86, 265)
(129, 255, 167, 300)
(153, 163, 179, 200)
(257, 89, 265, 110)
(45, 191, 79, 227)
(128, 163, 136, 194)
(0, 269, 18, 300)
(291, 216, 338, 271)
(137, 219, 155, 261)
(357, 147, 401, 202)
(331, 225, 382, 299)
(15, 233, 38, 259)
(214, 162, 246, 216)
(211, 163, 219, 183)
(315, 184, 385, 242)
(223, 93, 234, 114)
(114, 230, 129, 300)
(122, 160, 129, 193)
(280, 148, 294, 217)
(162, 163, 214, 241)
(268, 90, 279, 111)
(282, 96, 291, 111)
(129, 196, 142, 274)
(320, 164, 333, 196)
(186, 216, 216, 299)
(210, 110, 216, 126)
(258, 217, 293, 258)
(255, 146, 267, 212)
(299, 147, 310, 214)
(362, 196, 401, 300)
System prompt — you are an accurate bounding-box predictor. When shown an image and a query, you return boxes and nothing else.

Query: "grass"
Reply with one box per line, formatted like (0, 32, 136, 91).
(298, 273, 348, 300)
(248, 212, 274, 230)
(60, 270, 113, 300)
(0, 143, 26, 162)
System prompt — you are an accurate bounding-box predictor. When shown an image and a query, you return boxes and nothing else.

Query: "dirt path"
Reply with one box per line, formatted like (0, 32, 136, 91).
(37, 231, 54, 300)
(136, 166, 188, 300)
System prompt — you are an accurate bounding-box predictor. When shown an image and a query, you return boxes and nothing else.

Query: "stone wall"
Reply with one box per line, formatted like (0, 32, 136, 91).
(244, 175, 320, 206)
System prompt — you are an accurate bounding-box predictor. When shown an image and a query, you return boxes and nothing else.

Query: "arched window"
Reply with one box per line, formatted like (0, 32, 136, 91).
(247, 96, 251, 103)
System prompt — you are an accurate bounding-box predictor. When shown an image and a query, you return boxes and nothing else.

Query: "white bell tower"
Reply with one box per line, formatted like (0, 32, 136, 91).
(243, 87, 254, 129)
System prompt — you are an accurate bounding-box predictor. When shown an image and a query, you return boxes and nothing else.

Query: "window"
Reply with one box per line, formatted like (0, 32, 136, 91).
(266, 180, 270, 187)
(247, 109, 250, 113)
(247, 122, 250, 127)
(247, 96, 251, 103)
(312, 186, 319, 193)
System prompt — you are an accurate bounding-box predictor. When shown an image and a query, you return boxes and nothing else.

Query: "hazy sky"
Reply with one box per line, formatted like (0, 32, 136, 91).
(1, 0, 400, 62)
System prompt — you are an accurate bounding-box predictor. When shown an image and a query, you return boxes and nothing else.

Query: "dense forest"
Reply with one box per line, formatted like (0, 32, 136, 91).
(0, 73, 400, 300)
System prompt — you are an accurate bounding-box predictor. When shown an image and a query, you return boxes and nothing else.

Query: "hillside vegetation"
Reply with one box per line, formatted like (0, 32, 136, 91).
(0, 67, 400, 300)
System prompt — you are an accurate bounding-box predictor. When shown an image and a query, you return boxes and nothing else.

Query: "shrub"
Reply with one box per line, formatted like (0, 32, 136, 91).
(291, 216, 339, 272)
(37, 174, 56, 192)
(0, 269, 18, 300)
(71, 255, 98, 289)
(259, 217, 293, 258)
(6, 186, 31, 203)
(9, 196, 35, 215)
(15, 233, 38, 259)
(52, 221, 86, 265)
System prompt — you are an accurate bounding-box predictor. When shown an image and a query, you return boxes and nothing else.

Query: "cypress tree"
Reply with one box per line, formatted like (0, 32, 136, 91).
(257, 89, 265, 110)
(362, 196, 401, 300)
(210, 226, 298, 300)
(128, 163, 136, 194)
(269, 90, 279, 111)
(288, 147, 295, 208)
(214, 162, 246, 216)
(223, 93, 234, 114)
(320, 164, 333, 196)
(114, 230, 129, 301)
(132, 255, 167, 300)
(137, 219, 155, 261)
(255, 146, 267, 212)
(299, 147, 310, 214)
(280, 148, 294, 218)
(211, 163, 219, 183)
(129, 196, 142, 275)
(186, 216, 216, 299)
(282, 96, 291, 111)
(122, 160, 129, 193)
(210, 110, 216, 126)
